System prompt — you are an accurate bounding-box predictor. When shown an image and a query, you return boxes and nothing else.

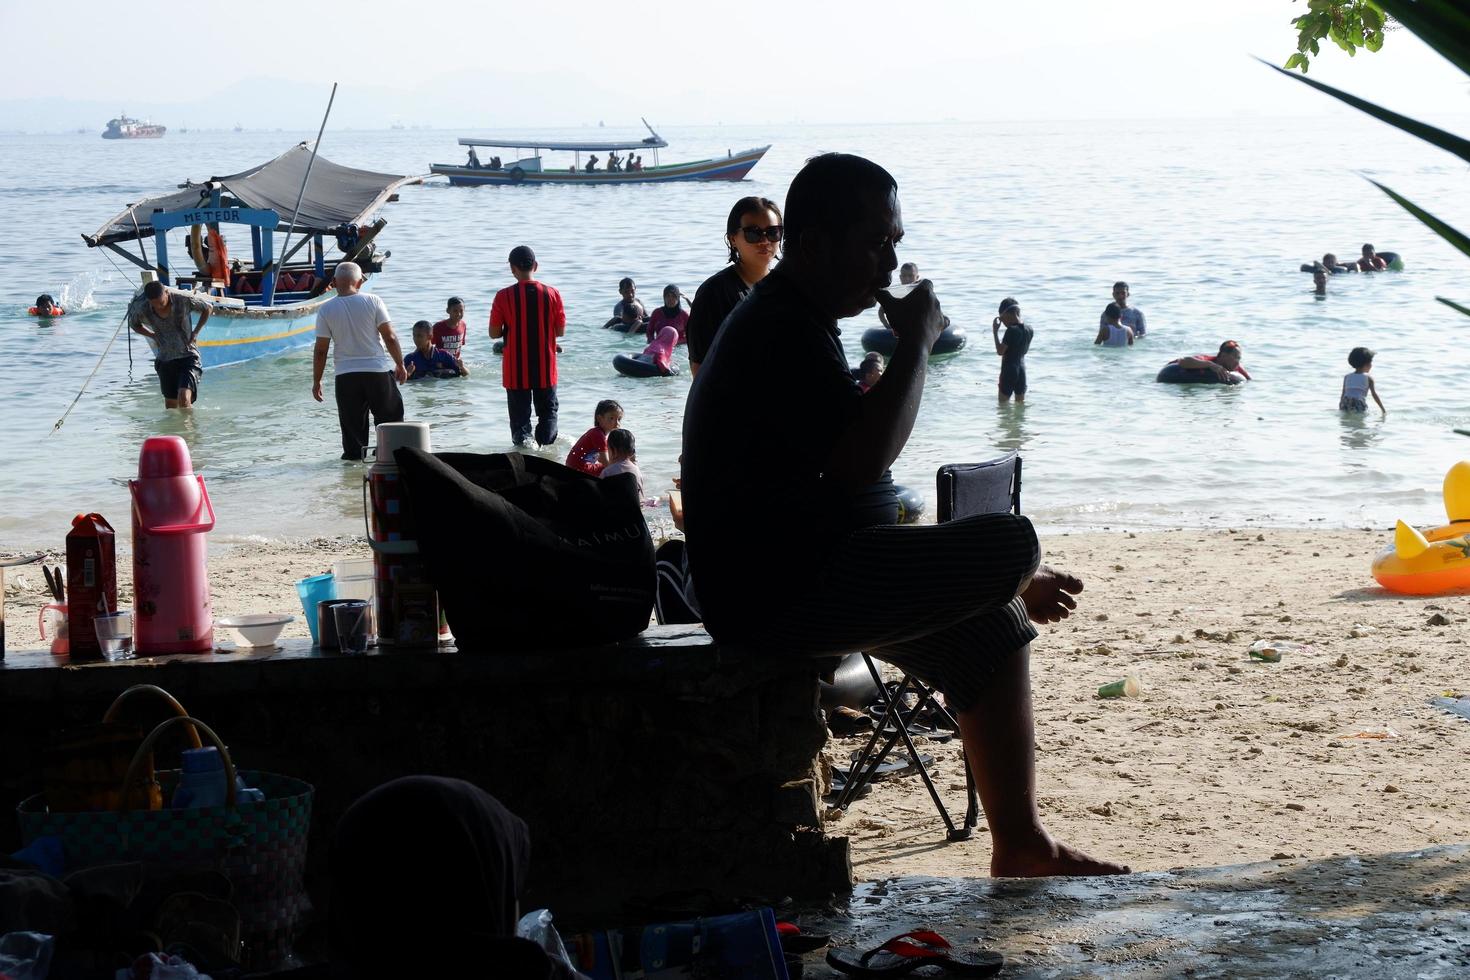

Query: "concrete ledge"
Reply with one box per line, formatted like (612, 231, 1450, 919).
(1, 627, 851, 921)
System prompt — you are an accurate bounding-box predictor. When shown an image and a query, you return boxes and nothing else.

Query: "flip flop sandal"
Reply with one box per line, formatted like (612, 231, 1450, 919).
(826, 929, 1004, 978)
(777, 921, 832, 954)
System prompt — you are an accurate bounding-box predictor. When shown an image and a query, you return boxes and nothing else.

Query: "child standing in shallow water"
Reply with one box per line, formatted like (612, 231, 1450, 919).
(1340, 347, 1386, 413)
(992, 297, 1033, 402)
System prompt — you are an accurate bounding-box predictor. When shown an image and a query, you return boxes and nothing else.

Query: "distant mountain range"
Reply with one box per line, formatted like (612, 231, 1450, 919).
(0, 73, 670, 134)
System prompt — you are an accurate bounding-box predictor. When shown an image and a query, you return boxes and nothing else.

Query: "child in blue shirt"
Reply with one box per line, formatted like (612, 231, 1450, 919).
(404, 320, 469, 379)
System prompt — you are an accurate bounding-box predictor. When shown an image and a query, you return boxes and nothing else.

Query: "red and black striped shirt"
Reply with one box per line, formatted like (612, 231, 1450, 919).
(490, 279, 565, 389)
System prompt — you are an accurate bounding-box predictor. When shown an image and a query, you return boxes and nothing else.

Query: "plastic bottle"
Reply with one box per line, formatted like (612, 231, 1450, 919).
(171, 747, 265, 809)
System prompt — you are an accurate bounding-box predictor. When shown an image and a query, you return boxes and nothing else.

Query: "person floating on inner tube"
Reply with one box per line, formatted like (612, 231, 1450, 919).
(1313, 264, 1329, 297)
(1094, 303, 1135, 347)
(993, 296, 1032, 403)
(639, 325, 680, 376)
(606, 302, 645, 333)
(29, 293, 64, 317)
(1357, 243, 1388, 272)
(1167, 340, 1251, 385)
(1320, 252, 1356, 275)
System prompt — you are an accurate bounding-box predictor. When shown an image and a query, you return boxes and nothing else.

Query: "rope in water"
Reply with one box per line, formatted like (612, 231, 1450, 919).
(48, 310, 128, 437)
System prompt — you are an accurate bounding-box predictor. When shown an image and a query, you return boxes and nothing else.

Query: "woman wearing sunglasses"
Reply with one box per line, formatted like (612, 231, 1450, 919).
(686, 196, 783, 376)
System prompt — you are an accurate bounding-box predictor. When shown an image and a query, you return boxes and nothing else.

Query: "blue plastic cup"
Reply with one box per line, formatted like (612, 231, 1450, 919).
(295, 574, 336, 645)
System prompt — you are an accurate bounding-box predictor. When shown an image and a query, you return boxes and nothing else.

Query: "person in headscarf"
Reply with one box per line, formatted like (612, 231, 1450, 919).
(329, 776, 583, 979)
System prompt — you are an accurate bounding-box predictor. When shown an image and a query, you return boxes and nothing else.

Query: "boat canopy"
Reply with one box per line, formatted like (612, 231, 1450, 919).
(84, 143, 415, 247)
(457, 135, 668, 152)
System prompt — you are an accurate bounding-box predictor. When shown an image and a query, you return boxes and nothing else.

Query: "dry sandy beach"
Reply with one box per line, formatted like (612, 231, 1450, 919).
(6, 527, 1468, 880)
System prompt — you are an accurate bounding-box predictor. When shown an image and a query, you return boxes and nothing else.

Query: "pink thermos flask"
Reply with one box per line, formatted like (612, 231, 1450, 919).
(131, 436, 216, 654)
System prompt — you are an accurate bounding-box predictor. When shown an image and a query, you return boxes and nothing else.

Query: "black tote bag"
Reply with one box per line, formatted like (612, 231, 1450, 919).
(394, 449, 655, 649)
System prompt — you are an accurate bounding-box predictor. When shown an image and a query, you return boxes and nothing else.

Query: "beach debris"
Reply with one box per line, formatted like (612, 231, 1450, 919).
(1285, 803, 1306, 811)
(1096, 674, 1141, 699)
(1087, 802, 1114, 817)
(1249, 639, 1308, 662)
(1194, 628, 1237, 642)
(1383, 784, 1401, 793)
(1271, 852, 1296, 860)
(1339, 728, 1400, 740)
(1429, 696, 1470, 723)
(1427, 613, 1451, 627)
(1334, 653, 1349, 668)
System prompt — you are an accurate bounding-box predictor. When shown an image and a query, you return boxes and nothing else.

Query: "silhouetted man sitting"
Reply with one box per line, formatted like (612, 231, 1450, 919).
(682, 153, 1129, 879)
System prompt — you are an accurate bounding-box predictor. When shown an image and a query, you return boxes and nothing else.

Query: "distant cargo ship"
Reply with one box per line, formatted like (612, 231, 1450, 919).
(102, 114, 165, 139)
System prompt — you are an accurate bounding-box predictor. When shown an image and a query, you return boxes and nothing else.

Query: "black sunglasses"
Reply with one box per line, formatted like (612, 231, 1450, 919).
(739, 225, 783, 244)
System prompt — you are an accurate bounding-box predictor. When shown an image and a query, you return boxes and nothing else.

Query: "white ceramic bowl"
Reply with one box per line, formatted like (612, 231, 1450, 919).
(217, 614, 294, 648)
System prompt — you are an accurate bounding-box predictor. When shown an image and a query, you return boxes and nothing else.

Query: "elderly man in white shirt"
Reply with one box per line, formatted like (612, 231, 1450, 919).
(311, 261, 409, 460)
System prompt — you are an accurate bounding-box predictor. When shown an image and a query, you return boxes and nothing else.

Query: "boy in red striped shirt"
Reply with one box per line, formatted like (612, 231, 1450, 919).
(489, 245, 566, 447)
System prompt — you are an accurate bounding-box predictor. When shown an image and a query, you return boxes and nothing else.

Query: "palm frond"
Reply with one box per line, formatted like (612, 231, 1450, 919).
(1258, 58, 1470, 165)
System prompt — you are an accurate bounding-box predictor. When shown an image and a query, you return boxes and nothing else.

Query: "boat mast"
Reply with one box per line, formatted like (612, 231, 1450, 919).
(271, 82, 338, 304)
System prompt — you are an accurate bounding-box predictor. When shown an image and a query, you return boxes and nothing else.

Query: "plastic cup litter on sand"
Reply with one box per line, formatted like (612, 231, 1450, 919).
(1097, 673, 1142, 699)
(94, 611, 133, 661)
(1249, 639, 1309, 663)
(296, 573, 335, 645)
(332, 600, 372, 655)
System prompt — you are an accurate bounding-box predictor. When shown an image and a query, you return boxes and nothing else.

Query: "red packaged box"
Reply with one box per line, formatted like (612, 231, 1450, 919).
(67, 513, 117, 660)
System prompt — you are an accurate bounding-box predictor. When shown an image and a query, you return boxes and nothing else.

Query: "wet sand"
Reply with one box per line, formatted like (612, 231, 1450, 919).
(6, 527, 1468, 879)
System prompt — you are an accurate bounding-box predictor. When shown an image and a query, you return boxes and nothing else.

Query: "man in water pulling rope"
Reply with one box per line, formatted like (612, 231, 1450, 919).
(683, 153, 1128, 878)
(127, 281, 211, 410)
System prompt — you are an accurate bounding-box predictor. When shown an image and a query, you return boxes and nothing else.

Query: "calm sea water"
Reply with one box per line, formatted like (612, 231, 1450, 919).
(2, 117, 1468, 550)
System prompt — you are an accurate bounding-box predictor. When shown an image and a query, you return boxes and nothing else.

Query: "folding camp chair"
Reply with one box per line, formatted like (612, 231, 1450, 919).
(832, 453, 1023, 842)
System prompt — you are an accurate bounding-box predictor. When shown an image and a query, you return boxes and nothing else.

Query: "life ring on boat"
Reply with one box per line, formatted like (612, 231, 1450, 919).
(1155, 362, 1248, 385)
(510, 167, 527, 184)
(1371, 461, 1470, 595)
(188, 225, 210, 277)
(861, 325, 967, 358)
(28, 306, 65, 316)
(894, 484, 926, 524)
(613, 353, 677, 378)
(206, 228, 229, 282)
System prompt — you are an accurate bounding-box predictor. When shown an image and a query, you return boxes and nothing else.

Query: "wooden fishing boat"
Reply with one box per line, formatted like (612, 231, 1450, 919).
(82, 143, 418, 368)
(430, 120, 769, 186)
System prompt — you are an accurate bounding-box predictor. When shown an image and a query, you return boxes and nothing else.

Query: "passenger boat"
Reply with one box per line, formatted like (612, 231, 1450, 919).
(82, 142, 418, 368)
(102, 114, 166, 139)
(430, 121, 769, 186)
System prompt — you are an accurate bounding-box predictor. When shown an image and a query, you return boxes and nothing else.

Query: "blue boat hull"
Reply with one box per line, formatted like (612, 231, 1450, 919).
(189, 296, 327, 369)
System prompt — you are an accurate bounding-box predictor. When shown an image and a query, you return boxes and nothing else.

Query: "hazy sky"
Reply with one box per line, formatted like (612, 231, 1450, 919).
(3, 0, 1466, 127)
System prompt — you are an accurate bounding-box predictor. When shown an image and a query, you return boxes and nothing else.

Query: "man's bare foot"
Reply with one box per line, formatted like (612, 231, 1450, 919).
(991, 831, 1130, 878)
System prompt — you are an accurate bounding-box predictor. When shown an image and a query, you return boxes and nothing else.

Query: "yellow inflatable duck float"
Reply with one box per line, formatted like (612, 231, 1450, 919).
(1372, 460, 1470, 594)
